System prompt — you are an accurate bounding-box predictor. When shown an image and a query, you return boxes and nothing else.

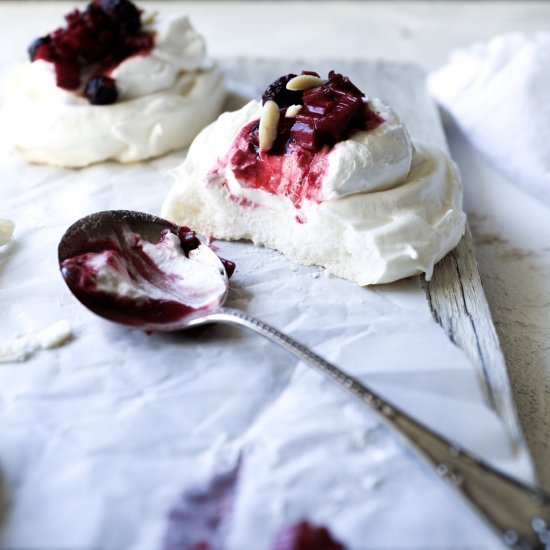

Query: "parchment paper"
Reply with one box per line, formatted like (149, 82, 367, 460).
(0, 62, 532, 549)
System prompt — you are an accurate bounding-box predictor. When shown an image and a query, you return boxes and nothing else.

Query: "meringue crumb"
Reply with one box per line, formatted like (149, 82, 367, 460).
(35, 320, 72, 349)
(0, 320, 73, 364)
(0, 218, 15, 246)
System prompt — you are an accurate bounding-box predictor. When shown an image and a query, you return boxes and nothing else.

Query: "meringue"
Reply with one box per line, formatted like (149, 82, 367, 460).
(162, 97, 465, 286)
(2, 13, 225, 167)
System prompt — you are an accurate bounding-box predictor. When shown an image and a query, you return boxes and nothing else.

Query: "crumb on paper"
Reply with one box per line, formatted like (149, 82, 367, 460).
(0, 218, 15, 246)
(0, 320, 73, 364)
(35, 320, 73, 349)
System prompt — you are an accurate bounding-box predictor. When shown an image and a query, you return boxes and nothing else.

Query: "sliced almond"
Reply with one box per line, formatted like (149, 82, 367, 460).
(285, 104, 302, 118)
(259, 100, 280, 152)
(286, 74, 326, 91)
(141, 10, 158, 26)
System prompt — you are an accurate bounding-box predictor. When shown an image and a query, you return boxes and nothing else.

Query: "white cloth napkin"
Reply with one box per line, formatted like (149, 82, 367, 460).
(429, 32, 550, 207)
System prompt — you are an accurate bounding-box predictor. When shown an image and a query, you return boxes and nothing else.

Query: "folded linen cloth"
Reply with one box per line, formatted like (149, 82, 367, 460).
(429, 32, 550, 206)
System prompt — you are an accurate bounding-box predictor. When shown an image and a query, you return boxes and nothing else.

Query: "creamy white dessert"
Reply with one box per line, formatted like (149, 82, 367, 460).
(162, 72, 466, 285)
(2, 3, 225, 167)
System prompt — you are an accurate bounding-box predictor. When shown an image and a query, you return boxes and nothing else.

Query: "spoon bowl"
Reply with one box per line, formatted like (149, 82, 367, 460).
(59, 210, 550, 548)
(59, 210, 229, 331)
(58, 209, 177, 260)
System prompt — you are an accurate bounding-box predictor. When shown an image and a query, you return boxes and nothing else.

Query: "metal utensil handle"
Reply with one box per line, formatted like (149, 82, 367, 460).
(189, 307, 550, 549)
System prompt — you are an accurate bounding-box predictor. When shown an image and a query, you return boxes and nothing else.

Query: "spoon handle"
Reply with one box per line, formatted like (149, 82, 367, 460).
(191, 307, 550, 549)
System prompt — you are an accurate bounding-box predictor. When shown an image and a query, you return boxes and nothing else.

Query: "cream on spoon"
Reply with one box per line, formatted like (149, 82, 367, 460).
(59, 210, 232, 331)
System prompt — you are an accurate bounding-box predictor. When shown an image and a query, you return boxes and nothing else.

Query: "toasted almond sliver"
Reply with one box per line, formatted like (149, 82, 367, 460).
(259, 100, 280, 152)
(285, 104, 302, 118)
(286, 74, 326, 91)
(142, 10, 158, 26)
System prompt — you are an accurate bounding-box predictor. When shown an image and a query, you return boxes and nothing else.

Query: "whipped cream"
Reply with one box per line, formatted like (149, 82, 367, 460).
(2, 13, 225, 167)
(323, 97, 412, 199)
(0, 218, 15, 246)
(111, 14, 206, 100)
(61, 229, 228, 330)
(162, 99, 466, 285)
(87, 232, 227, 308)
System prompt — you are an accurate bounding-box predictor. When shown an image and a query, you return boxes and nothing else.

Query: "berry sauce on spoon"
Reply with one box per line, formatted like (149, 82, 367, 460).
(59, 210, 234, 331)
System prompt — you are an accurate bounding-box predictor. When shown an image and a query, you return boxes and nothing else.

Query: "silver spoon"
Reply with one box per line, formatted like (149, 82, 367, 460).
(59, 209, 550, 549)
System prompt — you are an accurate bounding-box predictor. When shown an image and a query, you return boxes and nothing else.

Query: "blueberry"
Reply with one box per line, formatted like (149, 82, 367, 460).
(261, 73, 302, 108)
(28, 35, 51, 62)
(85, 76, 118, 105)
(100, 0, 141, 33)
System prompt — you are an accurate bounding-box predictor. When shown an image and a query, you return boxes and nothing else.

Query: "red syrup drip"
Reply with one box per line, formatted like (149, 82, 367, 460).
(227, 118, 329, 209)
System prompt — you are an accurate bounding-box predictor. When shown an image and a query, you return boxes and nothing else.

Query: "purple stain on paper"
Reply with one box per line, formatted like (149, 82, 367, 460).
(162, 462, 346, 550)
(163, 466, 239, 550)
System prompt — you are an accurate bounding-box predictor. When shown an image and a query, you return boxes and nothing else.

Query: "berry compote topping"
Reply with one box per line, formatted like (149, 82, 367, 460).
(227, 118, 328, 208)
(179, 226, 236, 278)
(262, 70, 385, 153)
(217, 70, 385, 209)
(178, 226, 202, 256)
(262, 73, 302, 109)
(28, 0, 153, 104)
(273, 520, 346, 550)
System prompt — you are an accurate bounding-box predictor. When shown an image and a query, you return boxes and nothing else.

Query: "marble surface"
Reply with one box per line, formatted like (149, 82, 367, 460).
(1, 0, 550, 546)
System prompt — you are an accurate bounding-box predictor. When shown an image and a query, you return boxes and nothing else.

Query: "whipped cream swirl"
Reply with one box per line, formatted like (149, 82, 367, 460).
(111, 13, 207, 100)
